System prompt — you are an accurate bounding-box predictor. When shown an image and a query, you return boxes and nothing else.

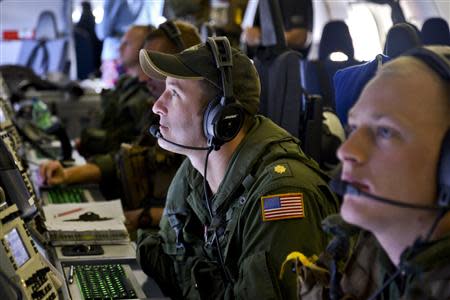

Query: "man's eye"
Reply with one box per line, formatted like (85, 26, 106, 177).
(344, 124, 356, 137)
(376, 126, 393, 139)
(171, 90, 179, 98)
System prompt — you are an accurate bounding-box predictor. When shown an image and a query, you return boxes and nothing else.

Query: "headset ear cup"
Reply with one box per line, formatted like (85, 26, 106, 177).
(215, 102, 244, 142)
(203, 97, 220, 143)
(203, 97, 244, 147)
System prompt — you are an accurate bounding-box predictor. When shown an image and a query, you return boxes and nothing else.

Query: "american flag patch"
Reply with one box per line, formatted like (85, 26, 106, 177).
(261, 193, 304, 221)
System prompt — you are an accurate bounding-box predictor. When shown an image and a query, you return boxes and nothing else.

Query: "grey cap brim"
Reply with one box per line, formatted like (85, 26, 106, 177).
(139, 49, 203, 81)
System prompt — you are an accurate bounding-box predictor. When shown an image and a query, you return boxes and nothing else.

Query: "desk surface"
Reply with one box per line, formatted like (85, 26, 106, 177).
(21, 127, 168, 299)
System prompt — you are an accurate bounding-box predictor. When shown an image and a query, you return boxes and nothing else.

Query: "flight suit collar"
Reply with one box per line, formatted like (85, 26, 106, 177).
(373, 233, 450, 298)
(401, 233, 450, 273)
(118, 76, 146, 105)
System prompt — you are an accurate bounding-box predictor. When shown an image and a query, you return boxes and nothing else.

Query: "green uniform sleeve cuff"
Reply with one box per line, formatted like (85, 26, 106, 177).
(89, 153, 117, 183)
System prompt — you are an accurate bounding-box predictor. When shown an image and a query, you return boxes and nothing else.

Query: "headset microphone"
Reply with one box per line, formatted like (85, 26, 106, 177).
(330, 178, 441, 211)
(149, 125, 210, 151)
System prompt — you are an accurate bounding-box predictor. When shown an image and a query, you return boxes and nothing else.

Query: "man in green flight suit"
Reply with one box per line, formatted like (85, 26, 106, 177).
(136, 36, 339, 299)
(40, 21, 202, 227)
(78, 24, 155, 158)
(294, 46, 450, 300)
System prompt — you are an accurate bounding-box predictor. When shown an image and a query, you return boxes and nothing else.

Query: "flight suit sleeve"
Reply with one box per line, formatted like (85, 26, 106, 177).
(88, 151, 124, 199)
(89, 152, 117, 182)
(136, 161, 190, 299)
(233, 187, 334, 299)
(233, 160, 339, 299)
(136, 227, 183, 299)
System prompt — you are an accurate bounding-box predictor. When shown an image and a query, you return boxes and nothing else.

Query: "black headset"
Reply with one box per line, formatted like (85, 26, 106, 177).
(406, 46, 450, 208)
(159, 20, 186, 52)
(203, 37, 244, 150)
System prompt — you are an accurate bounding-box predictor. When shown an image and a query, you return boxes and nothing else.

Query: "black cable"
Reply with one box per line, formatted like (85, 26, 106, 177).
(0, 269, 23, 300)
(203, 147, 234, 284)
(203, 148, 214, 219)
(11, 119, 58, 160)
(367, 267, 402, 300)
(424, 208, 448, 241)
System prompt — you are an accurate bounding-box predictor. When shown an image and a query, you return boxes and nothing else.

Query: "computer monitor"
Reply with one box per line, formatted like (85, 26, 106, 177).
(0, 100, 13, 130)
(0, 204, 59, 300)
(0, 136, 37, 219)
(4, 227, 31, 267)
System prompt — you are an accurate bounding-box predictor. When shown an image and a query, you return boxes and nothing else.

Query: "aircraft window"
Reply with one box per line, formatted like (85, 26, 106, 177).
(72, 2, 105, 24)
(400, 1, 443, 28)
(72, 9, 82, 24)
(329, 52, 349, 62)
(71, 0, 164, 26)
(92, 6, 105, 24)
(346, 3, 392, 61)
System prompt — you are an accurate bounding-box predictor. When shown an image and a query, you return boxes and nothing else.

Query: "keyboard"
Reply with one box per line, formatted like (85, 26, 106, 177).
(46, 187, 85, 203)
(73, 263, 138, 299)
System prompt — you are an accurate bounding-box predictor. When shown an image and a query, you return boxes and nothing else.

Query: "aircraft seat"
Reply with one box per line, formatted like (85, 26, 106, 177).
(34, 10, 59, 40)
(256, 50, 303, 138)
(17, 10, 69, 77)
(384, 22, 422, 58)
(253, 0, 342, 169)
(333, 54, 391, 126)
(421, 17, 450, 46)
(253, 0, 304, 139)
(301, 20, 361, 110)
(73, 27, 96, 80)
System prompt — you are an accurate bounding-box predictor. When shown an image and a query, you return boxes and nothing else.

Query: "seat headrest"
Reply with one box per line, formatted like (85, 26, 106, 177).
(333, 54, 391, 125)
(319, 20, 354, 60)
(384, 22, 422, 58)
(421, 17, 450, 46)
(35, 10, 59, 40)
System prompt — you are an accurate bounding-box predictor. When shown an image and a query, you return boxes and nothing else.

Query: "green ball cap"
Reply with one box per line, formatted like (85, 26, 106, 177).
(139, 41, 261, 116)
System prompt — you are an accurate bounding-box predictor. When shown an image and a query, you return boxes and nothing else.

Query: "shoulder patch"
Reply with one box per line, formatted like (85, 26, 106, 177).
(261, 193, 304, 222)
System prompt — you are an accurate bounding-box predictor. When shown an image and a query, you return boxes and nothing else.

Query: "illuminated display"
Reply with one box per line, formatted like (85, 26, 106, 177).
(0, 106, 6, 123)
(4, 228, 30, 267)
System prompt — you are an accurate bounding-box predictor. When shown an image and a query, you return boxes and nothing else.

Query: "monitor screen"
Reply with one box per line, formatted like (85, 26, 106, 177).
(0, 137, 36, 219)
(0, 106, 6, 124)
(0, 101, 12, 129)
(4, 228, 30, 267)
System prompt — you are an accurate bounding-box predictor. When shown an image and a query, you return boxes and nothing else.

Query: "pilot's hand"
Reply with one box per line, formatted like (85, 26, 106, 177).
(39, 160, 67, 186)
(241, 27, 261, 46)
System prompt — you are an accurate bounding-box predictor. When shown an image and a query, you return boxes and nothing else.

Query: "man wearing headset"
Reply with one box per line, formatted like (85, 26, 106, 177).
(295, 46, 450, 299)
(77, 25, 155, 159)
(137, 37, 339, 299)
(40, 21, 201, 228)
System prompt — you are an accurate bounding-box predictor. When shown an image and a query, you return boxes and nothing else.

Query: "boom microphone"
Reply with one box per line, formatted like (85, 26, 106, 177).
(149, 125, 211, 151)
(330, 178, 441, 211)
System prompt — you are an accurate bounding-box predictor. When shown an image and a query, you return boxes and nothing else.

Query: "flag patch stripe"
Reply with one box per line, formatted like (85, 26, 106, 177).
(261, 193, 305, 221)
(265, 212, 303, 217)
